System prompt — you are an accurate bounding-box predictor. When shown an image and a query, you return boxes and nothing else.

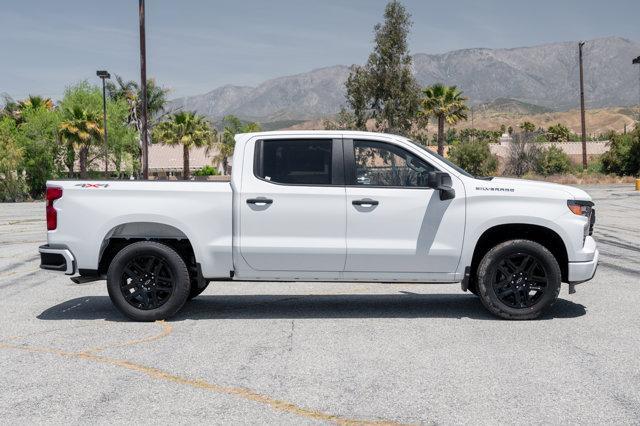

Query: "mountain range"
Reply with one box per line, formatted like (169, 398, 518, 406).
(169, 37, 640, 123)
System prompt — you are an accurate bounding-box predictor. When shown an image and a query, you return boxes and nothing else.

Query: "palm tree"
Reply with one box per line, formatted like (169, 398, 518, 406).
(546, 123, 572, 142)
(20, 95, 54, 112)
(519, 121, 536, 133)
(58, 106, 103, 178)
(419, 84, 469, 156)
(213, 115, 261, 175)
(106, 76, 169, 173)
(153, 111, 215, 180)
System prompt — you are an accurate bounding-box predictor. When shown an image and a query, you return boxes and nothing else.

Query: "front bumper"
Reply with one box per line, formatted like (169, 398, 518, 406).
(39, 244, 76, 275)
(568, 246, 599, 284)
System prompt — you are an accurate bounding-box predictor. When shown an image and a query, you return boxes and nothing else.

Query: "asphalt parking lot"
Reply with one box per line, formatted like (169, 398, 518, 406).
(1, 185, 639, 425)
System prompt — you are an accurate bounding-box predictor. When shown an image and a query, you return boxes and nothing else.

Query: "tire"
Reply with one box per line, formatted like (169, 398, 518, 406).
(477, 239, 561, 320)
(107, 241, 191, 321)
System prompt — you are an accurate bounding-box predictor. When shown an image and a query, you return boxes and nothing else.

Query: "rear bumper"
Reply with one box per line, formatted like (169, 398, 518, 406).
(568, 248, 599, 284)
(39, 244, 76, 275)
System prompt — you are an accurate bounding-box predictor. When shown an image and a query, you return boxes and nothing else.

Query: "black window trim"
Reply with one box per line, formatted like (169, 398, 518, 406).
(253, 138, 345, 187)
(343, 138, 440, 190)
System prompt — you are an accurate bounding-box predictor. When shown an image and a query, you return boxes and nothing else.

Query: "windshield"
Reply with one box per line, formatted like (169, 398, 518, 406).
(406, 139, 475, 178)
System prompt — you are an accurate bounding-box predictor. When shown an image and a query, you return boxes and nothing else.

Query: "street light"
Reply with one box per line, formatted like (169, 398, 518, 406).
(96, 70, 111, 176)
(633, 56, 640, 124)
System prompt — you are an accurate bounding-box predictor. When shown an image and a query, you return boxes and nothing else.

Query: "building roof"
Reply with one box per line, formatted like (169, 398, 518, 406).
(148, 144, 223, 171)
(490, 141, 609, 157)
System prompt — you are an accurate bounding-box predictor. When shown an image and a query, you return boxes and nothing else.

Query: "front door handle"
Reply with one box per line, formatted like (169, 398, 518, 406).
(246, 198, 273, 205)
(352, 199, 379, 206)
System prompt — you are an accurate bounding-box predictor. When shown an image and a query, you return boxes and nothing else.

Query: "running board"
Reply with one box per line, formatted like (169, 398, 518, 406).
(70, 276, 103, 284)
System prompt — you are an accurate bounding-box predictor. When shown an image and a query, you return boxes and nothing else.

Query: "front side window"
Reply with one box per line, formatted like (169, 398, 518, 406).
(257, 139, 332, 185)
(352, 140, 435, 187)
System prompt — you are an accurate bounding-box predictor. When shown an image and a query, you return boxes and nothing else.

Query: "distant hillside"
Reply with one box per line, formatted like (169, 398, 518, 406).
(169, 37, 640, 123)
(476, 98, 554, 115)
(284, 106, 638, 136)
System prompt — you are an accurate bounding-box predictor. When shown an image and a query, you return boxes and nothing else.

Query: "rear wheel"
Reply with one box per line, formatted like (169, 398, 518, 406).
(107, 241, 190, 321)
(477, 239, 561, 320)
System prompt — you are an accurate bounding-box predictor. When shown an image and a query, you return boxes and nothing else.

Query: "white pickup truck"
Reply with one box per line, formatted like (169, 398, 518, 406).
(39, 131, 598, 321)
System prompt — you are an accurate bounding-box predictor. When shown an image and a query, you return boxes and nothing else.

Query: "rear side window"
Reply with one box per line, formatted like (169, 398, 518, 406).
(256, 139, 333, 185)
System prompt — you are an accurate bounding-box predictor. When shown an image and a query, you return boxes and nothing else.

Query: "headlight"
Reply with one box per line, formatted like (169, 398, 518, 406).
(567, 199, 593, 217)
(568, 200, 595, 241)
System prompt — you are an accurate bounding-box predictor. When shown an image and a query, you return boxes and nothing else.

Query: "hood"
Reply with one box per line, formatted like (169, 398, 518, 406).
(489, 177, 592, 201)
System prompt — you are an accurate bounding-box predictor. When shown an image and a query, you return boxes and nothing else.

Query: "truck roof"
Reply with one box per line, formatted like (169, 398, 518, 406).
(235, 130, 406, 141)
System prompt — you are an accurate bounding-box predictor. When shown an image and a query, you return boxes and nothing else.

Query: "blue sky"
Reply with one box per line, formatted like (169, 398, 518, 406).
(2, 0, 639, 101)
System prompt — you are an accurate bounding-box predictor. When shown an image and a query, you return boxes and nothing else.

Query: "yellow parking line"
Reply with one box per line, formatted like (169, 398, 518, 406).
(83, 320, 173, 354)
(0, 340, 407, 425)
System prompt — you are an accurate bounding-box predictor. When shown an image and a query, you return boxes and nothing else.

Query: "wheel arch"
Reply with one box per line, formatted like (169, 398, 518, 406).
(469, 223, 569, 285)
(97, 222, 197, 276)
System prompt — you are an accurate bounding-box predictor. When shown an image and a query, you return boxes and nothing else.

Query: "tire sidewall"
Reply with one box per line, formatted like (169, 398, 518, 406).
(107, 242, 190, 321)
(477, 240, 561, 319)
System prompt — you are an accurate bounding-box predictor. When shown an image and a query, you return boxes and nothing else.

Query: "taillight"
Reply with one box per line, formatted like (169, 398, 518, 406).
(46, 187, 63, 230)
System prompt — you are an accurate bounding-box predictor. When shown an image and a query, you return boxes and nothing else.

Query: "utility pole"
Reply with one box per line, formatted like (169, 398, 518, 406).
(633, 56, 640, 124)
(139, 0, 149, 179)
(96, 70, 110, 176)
(579, 42, 587, 170)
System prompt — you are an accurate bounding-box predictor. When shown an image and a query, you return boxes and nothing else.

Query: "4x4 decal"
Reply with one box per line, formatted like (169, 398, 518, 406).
(74, 183, 109, 188)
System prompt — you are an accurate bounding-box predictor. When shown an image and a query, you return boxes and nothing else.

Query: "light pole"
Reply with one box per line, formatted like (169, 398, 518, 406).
(578, 42, 587, 170)
(633, 56, 640, 124)
(139, 0, 149, 180)
(96, 70, 111, 176)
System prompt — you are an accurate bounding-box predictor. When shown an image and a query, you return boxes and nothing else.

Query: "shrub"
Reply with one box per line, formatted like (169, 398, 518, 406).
(601, 128, 640, 176)
(536, 145, 573, 176)
(448, 140, 498, 176)
(504, 132, 542, 176)
(193, 165, 219, 176)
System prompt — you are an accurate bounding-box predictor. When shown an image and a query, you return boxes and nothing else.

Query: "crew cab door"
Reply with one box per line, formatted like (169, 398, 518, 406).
(343, 137, 465, 274)
(239, 137, 346, 271)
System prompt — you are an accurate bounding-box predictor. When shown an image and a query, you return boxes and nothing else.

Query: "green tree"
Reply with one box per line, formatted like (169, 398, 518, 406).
(546, 123, 572, 142)
(153, 111, 215, 180)
(106, 99, 139, 177)
(601, 128, 640, 176)
(214, 115, 260, 175)
(419, 84, 469, 156)
(345, 0, 420, 134)
(58, 106, 103, 179)
(323, 108, 357, 130)
(344, 66, 370, 130)
(17, 106, 62, 197)
(107, 75, 169, 173)
(19, 95, 54, 112)
(448, 140, 498, 176)
(0, 118, 27, 201)
(519, 121, 536, 133)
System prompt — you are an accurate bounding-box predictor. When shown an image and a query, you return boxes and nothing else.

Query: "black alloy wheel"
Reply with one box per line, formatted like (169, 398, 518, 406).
(120, 254, 174, 310)
(107, 241, 191, 321)
(492, 253, 548, 309)
(476, 239, 561, 320)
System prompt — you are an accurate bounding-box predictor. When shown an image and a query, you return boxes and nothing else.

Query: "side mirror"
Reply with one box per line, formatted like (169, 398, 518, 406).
(427, 171, 455, 201)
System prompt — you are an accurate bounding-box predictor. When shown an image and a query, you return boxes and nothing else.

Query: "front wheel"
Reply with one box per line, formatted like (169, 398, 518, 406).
(107, 241, 191, 321)
(477, 239, 561, 320)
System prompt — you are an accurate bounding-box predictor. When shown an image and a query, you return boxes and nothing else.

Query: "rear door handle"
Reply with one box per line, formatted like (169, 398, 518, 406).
(352, 199, 379, 206)
(246, 198, 273, 205)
